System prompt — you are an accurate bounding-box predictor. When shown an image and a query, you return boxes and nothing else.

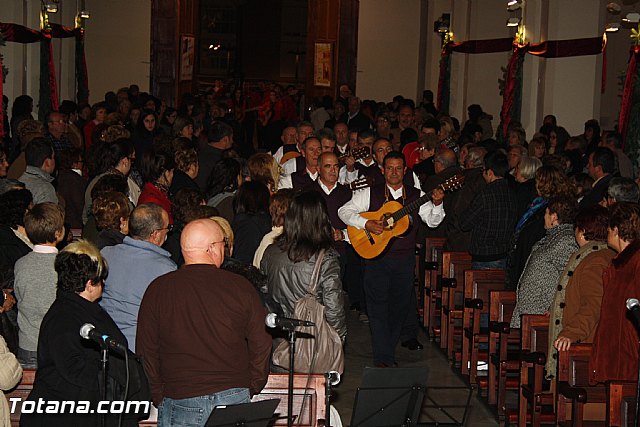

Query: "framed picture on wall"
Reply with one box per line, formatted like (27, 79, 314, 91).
(180, 35, 196, 81)
(314, 42, 332, 87)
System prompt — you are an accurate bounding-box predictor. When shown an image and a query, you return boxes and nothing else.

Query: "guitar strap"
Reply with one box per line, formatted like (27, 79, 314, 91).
(383, 185, 406, 204)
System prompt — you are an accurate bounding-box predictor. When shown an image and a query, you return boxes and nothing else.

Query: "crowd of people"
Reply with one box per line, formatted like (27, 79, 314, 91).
(0, 80, 639, 426)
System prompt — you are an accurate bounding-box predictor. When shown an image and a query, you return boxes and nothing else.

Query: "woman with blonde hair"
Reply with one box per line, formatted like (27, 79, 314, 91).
(247, 153, 280, 194)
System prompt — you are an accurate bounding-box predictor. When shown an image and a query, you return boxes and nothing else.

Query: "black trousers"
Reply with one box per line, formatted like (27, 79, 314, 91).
(364, 255, 416, 365)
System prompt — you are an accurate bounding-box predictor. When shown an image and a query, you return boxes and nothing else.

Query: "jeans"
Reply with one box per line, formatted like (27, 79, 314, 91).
(471, 258, 506, 270)
(158, 388, 250, 427)
(17, 347, 37, 369)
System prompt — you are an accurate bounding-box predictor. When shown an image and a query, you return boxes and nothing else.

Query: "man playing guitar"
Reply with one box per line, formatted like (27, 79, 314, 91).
(338, 150, 444, 367)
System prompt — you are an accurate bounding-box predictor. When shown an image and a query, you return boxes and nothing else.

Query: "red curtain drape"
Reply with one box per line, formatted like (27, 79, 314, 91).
(499, 44, 527, 138)
(619, 46, 640, 145)
(0, 54, 4, 139)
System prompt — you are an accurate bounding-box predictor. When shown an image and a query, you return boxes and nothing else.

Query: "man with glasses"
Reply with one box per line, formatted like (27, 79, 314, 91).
(100, 203, 176, 351)
(137, 219, 272, 426)
(44, 111, 73, 153)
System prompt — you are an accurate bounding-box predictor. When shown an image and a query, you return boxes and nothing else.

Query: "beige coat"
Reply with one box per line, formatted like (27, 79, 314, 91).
(0, 335, 22, 427)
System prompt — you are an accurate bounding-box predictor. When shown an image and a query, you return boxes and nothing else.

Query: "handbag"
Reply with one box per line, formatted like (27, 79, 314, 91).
(272, 249, 344, 374)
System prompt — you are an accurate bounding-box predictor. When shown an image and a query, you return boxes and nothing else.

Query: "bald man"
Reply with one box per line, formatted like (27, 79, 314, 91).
(137, 219, 272, 426)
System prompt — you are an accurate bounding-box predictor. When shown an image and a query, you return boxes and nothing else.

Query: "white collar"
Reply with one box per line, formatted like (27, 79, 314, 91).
(318, 179, 337, 194)
(33, 244, 59, 254)
(387, 185, 404, 198)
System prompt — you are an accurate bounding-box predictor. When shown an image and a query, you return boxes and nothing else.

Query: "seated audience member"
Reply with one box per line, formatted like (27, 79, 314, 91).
(169, 148, 199, 196)
(507, 127, 527, 147)
(261, 191, 346, 340)
(55, 148, 86, 229)
(195, 120, 234, 191)
(0, 151, 8, 179)
(92, 191, 131, 249)
(572, 172, 594, 203)
(412, 133, 439, 184)
(164, 188, 207, 267)
(528, 136, 547, 159)
(581, 146, 615, 208)
(604, 176, 640, 206)
(22, 240, 149, 426)
(6, 119, 44, 180)
(14, 203, 65, 367)
(0, 334, 22, 426)
(253, 189, 295, 268)
(136, 219, 272, 425)
(508, 144, 528, 174)
(18, 138, 58, 204)
(210, 216, 235, 260)
(590, 203, 640, 383)
(248, 153, 280, 194)
(599, 131, 633, 178)
(231, 181, 272, 265)
(100, 203, 177, 351)
(548, 126, 569, 154)
(83, 173, 130, 245)
(138, 146, 176, 223)
(506, 165, 576, 290)
(513, 156, 542, 218)
(546, 205, 614, 378)
(511, 196, 579, 328)
(206, 158, 242, 223)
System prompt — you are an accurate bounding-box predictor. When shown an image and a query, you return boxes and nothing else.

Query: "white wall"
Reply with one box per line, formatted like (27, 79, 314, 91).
(84, 0, 151, 104)
(356, 0, 422, 103)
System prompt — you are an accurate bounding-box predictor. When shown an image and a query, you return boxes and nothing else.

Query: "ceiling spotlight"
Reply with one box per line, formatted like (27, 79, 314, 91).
(506, 17, 521, 27)
(44, 2, 58, 13)
(622, 12, 640, 23)
(79, 10, 90, 19)
(208, 44, 221, 51)
(507, 0, 523, 11)
(605, 22, 620, 32)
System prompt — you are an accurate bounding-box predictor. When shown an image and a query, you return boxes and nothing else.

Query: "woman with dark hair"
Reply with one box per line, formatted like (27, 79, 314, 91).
(21, 240, 148, 427)
(55, 149, 86, 229)
(159, 107, 177, 134)
(206, 158, 242, 223)
(505, 165, 576, 290)
(169, 148, 199, 196)
(83, 173, 130, 245)
(549, 126, 570, 155)
(253, 189, 295, 268)
(9, 95, 34, 155)
(231, 181, 271, 264)
(261, 191, 346, 340)
(83, 102, 107, 151)
(511, 196, 580, 328)
(163, 188, 207, 267)
(138, 147, 176, 223)
(132, 109, 163, 158)
(544, 205, 615, 378)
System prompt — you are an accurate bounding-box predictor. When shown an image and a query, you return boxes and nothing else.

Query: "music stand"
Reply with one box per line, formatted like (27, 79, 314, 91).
(350, 367, 428, 427)
(205, 399, 281, 427)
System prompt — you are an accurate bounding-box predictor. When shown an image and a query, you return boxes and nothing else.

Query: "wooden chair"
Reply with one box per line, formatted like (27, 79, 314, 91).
(423, 237, 446, 338)
(6, 372, 327, 427)
(487, 290, 519, 417)
(517, 314, 554, 427)
(556, 343, 606, 426)
(461, 269, 505, 384)
(439, 252, 472, 362)
(607, 380, 637, 426)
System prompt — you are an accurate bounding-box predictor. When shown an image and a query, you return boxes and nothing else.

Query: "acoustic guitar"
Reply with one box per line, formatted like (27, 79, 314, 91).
(347, 174, 465, 259)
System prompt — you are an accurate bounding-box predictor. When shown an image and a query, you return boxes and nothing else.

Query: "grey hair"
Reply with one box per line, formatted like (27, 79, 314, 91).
(128, 203, 166, 239)
(608, 177, 640, 203)
(518, 156, 542, 181)
(465, 147, 487, 169)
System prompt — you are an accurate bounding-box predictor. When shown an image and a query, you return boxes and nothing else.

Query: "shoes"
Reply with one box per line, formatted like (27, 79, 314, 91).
(358, 313, 369, 323)
(401, 338, 424, 351)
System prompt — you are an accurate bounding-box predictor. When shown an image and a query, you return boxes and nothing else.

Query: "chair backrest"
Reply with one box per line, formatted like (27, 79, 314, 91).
(608, 380, 637, 427)
(442, 252, 472, 283)
(489, 290, 517, 325)
(6, 369, 36, 426)
(464, 269, 506, 307)
(520, 314, 549, 354)
(425, 237, 446, 264)
(557, 343, 593, 388)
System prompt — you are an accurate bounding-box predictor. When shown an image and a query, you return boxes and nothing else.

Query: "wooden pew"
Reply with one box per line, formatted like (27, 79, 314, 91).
(556, 343, 606, 426)
(517, 314, 554, 427)
(7, 372, 327, 427)
(439, 251, 472, 362)
(607, 380, 637, 426)
(423, 237, 447, 339)
(487, 290, 519, 416)
(461, 269, 505, 384)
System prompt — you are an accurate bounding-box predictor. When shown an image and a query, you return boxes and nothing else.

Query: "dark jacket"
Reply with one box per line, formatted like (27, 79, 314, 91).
(505, 208, 546, 290)
(231, 212, 272, 265)
(260, 246, 346, 338)
(56, 170, 87, 229)
(22, 290, 150, 427)
(96, 229, 126, 250)
(169, 169, 199, 198)
(0, 226, 31, 287)
(445, 167, 486, 252)
(579, 174, 613, 208)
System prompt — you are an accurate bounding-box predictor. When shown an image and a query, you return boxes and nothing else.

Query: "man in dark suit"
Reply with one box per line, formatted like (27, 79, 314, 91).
(346, 97, 372, 132)
(580, 147, 614, 208)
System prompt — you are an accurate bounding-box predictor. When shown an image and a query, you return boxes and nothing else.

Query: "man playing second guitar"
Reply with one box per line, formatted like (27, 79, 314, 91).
(338, 151, 445, 367)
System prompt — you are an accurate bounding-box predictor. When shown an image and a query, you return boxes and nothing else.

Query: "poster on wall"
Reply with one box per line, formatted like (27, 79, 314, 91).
(180, 35, 196, 81)
(314, 42, 332, 87)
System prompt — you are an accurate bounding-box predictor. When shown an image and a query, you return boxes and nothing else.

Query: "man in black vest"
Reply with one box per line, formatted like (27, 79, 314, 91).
(338, 151, 445, 367)
(280, 136, 322, 190)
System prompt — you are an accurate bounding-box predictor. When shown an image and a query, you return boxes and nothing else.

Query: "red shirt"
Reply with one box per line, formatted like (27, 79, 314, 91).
(402, 141, 421, 169)
(138, 182, 173, 224)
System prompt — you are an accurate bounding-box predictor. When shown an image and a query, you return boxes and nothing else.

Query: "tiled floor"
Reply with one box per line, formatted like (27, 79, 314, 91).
(330, 307, 500, 426)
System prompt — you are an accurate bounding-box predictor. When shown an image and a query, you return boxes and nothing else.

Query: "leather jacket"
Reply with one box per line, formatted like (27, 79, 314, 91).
(260, 245, 346, 339)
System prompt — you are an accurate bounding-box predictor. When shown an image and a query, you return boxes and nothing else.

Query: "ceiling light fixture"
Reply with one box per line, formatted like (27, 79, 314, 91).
(623, 12, 640, 23)
(507, 0, 523, 11)
(605, 22, 620, 32)
(44, 2, 58, 13)
(507, 17, 521, 27)
(79, 10, 90, 19)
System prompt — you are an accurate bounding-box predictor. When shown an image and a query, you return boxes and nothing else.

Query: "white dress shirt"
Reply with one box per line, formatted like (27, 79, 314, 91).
(278, 168, 318, 189)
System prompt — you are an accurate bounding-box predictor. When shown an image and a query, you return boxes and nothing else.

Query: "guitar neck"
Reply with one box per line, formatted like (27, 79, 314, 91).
(390, 190, 434, 223)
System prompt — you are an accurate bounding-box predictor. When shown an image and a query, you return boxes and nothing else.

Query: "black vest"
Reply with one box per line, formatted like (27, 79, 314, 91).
(291, 169, 316, 190)
(362, 165, 418, 189)
(305, 180, 352, 255)
(368, 183, 421, 257)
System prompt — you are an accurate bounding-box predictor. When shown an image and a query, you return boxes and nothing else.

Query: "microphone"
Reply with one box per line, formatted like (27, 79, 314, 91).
(626, 298, 640, 326)
(80, 323, 127, 353)
(326, 371, 341, 386)
(265, 313, 315, 329)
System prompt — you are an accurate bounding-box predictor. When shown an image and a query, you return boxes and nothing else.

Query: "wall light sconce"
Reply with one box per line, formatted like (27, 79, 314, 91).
(507, 17, 522, 27)
(507, 0, 523, 11)
(623, 12, 640, 24)
(79, 10, 90, 19)
(44, 2, 58, 13)
(605, 22, 620, 32)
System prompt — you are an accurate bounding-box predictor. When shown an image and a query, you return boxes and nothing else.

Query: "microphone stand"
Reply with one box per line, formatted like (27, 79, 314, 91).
(100, 343, 108, 427)
(325, 373, 333, 427)
(285, 326, 298, 427)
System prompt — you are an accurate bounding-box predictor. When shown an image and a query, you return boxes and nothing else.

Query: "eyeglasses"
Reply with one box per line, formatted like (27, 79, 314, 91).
(156, 224, 174, 233)
(206, 239, 228, 252)
(49, 119, 67, 124)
